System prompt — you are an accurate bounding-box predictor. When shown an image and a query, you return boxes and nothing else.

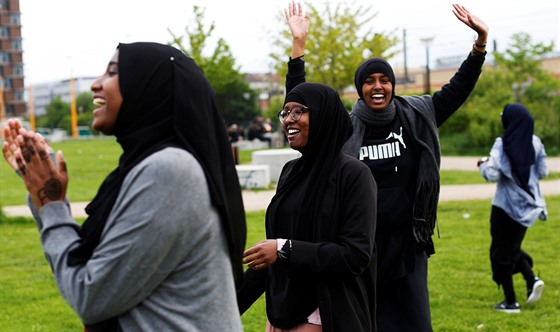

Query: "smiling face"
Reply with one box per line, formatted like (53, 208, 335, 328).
(281, 102, 310, 151)
(90, 50, 123, 134)
(361, 73, 393, 112)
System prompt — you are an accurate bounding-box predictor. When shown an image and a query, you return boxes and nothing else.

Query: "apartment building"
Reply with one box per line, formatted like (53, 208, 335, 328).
(0, 0, 25, 118)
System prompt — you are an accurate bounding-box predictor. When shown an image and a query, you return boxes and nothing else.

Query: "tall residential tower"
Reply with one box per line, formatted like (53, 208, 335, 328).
(0, 0, 26, 119)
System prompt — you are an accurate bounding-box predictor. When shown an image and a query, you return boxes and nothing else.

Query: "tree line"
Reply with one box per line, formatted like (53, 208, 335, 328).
(33, 3, 558, 155)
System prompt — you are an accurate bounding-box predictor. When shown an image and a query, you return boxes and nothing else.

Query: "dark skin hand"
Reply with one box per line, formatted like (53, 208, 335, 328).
(243, 239, 278, 270)
(2, 118, 24, 171)
(2, 119, 68, 209)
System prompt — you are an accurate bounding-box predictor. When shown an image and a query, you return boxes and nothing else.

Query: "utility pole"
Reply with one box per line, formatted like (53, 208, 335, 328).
(420, 37, 434, 95)
(70, 75, 78, 138)
(0, 78, 5, 131)
(403, 29, 409, 89)
(29, 85, 35, 131)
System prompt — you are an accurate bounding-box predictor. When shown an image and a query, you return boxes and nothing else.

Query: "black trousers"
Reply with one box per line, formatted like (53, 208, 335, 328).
(377, 251, 432, 332)
(490, 205, 534, 303)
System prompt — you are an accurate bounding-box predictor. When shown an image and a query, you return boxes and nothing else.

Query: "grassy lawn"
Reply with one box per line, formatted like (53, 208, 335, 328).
(1, 139, 559, 330)
(1, 197, 559, 331)
(0, 138, 122, 207)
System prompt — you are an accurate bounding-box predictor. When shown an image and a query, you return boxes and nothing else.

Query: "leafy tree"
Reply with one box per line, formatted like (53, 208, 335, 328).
(270, 1, 399, 93)
(441, 33, 558, 154)
(35, 92, 96, 135)
(168, 6, 260, 125)
(36, 97, 71, 132)
(76, 92, 95, 129)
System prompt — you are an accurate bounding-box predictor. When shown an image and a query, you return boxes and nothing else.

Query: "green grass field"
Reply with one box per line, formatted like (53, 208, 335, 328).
(1, 198, 559, 331)
(1, 139, 559, 331)
(1, 138, 122, 207)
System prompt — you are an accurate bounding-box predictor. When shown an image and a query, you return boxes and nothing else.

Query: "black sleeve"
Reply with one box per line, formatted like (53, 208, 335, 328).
(432, 51, 486, 126)
(236, 267, 267, 315)
(289, 161, 377, 277)
(286, 58, 307, 94)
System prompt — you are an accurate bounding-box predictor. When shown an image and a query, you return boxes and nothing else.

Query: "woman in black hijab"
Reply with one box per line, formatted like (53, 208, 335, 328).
(478, 103, 548, 313)
(237, 83, 378, 331)
(284, 2, 488, 330)
(3, 42, 246, 331)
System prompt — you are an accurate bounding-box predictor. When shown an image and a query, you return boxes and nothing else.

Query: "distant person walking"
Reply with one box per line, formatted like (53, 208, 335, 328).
(478, 103, 548, 313)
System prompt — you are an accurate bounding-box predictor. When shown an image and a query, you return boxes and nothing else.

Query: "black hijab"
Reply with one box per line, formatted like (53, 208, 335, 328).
(67, 42, 246, 283)
(354, 57, 396, 102)
(267, 82, 353, 242)
(501, 103, 535, 195)
(262, 83, 353, 325)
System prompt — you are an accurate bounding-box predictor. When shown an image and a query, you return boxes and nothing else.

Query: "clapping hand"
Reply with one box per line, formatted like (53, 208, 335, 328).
(2, 119, 68, 209)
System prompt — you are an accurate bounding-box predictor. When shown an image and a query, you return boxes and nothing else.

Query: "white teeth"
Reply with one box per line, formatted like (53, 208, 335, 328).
(372, 94, 384, 98)
(93, 98, 106, 106)
(288, 129, 300, 135)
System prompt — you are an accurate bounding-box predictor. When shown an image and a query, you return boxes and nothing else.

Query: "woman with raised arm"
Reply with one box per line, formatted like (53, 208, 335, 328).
(284, 2, 489, 331)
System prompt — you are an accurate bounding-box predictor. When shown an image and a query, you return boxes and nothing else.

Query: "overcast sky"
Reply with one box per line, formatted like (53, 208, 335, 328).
(20, 0, 559, 85)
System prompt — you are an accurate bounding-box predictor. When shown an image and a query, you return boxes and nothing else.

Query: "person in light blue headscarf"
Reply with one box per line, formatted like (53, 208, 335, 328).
(478, 103, 548, 314)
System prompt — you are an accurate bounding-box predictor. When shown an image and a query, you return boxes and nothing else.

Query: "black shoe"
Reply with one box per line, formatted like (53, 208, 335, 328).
(527, 277, 544, 304)
(494, 300, 520, 313)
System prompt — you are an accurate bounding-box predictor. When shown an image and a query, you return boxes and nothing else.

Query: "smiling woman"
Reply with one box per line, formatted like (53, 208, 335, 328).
(2, 42, 246, 332)
(90, 51, 122, 134)
(237, 82, 378, 332)
(283, 2, 491, 331)
(278, 103, 309, 151)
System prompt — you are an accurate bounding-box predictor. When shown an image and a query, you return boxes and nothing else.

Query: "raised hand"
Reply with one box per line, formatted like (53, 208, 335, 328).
(285, 0, 310, 41)
(452, 4, 489, 41)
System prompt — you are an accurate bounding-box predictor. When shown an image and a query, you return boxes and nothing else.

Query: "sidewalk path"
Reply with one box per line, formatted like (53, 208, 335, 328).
(439, 156, 560, 172)
(3, 157, 559, 217)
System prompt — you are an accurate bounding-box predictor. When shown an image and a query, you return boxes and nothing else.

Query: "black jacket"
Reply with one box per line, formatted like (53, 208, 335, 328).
(238, 154, 377, 331)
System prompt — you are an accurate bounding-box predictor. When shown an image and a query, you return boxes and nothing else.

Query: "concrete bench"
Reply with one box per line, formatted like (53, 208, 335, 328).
(232, 140, 269, 151)
(236, 165, 271, 189)
(252, 149, 301, 183)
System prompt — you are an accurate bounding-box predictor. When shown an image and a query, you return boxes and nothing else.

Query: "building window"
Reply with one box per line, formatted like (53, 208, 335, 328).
(13, 64, 23, 75)
(12, 39, 22, 50)
(15, 90, 24, 101)
(0, 27, 8, 37)
(10, 13, 21, 25)
(0, 51, 12, 63)
(6, 105, 15, 117)
(4, 78, 12, 88)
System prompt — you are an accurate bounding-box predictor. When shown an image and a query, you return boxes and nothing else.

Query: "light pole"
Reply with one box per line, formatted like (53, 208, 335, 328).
(420, 37, 434, 95)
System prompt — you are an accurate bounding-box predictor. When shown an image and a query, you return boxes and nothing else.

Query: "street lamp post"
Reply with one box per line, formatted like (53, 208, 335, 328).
(420, 37, 434, 95)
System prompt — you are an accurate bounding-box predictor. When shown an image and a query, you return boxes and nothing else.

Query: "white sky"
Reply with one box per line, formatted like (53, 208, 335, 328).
(20, 0, 559, 85)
